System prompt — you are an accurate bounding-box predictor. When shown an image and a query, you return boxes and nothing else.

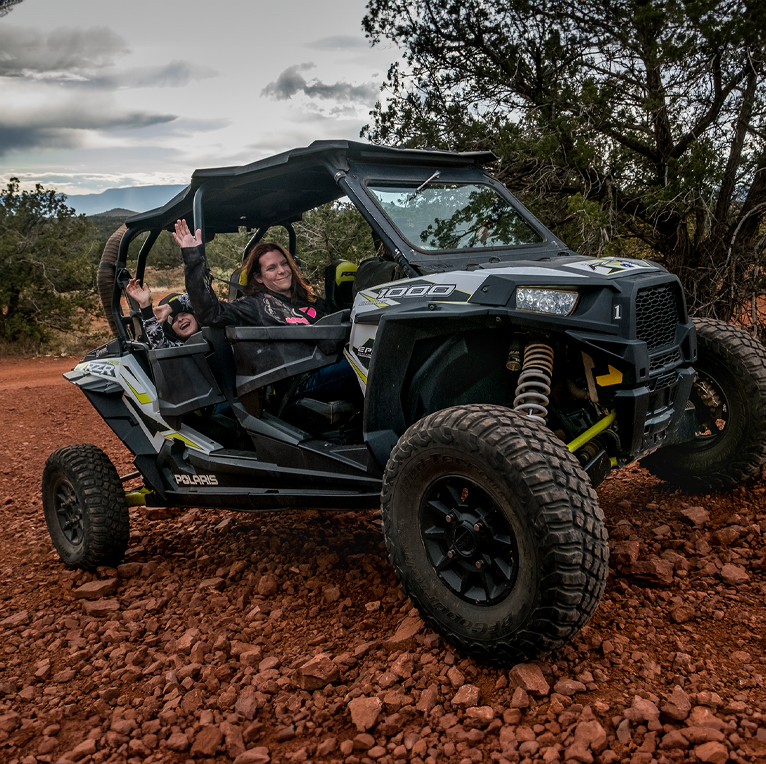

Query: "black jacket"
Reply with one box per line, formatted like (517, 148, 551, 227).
(181, 244, 325, 327)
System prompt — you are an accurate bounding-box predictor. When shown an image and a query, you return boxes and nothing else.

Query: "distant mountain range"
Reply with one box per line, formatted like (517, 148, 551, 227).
(65, 185, 187, 217)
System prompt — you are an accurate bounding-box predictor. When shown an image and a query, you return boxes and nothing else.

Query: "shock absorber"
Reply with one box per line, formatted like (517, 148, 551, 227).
(513, 342, 554, 423)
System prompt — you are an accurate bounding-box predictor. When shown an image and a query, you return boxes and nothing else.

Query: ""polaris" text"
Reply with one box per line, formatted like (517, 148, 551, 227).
(174, 473, 219, 486)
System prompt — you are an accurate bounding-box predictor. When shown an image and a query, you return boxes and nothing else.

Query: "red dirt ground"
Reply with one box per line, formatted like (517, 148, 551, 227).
(1, 356, 765, 764)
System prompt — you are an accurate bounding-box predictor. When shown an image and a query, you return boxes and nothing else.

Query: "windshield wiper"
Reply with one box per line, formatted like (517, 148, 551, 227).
(412, 170, 440, 197)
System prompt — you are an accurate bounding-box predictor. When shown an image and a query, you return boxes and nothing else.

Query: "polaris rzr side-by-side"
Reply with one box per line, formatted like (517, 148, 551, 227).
(42, 140, 766, 664)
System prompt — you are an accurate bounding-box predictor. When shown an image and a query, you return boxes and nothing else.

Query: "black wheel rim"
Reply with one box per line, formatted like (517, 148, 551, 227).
(419, 476, 518, 605)
(53, 477, 84, 546)
(689, 370, 729, 446)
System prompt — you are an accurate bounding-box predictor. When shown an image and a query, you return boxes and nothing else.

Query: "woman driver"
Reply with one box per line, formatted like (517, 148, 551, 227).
(173, 219, 357, 401)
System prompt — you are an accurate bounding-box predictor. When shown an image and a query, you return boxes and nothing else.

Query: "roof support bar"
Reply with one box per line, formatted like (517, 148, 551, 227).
(193, 184, 207, 243)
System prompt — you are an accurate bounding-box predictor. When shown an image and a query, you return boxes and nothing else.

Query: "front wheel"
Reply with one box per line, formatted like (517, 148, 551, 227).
(641, 318, 766, 491)
(381, 405, 609, 664)
(42, 444, 130, 569)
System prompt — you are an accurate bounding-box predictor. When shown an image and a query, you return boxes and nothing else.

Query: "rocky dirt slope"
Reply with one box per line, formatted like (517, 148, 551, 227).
(0, 357, 765, 764)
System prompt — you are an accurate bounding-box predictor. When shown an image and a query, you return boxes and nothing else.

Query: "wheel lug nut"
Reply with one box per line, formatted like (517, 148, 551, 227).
(475, 560, 483, 569)
(445, 515, 452, 523)
(474, 523, 482, 532)
(447, 550, 454, 559)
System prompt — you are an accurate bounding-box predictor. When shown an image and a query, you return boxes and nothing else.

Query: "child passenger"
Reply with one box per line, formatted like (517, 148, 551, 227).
(125, 279, 199, 349)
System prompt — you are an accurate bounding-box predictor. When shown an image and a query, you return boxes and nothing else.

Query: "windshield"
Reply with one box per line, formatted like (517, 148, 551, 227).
(368, 182, 544, 252)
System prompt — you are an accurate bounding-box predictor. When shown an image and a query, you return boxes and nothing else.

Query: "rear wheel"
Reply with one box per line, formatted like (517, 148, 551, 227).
(641, 318, 766, 491)
(381, 405, 609, 664)
(42, 444, 130, 569)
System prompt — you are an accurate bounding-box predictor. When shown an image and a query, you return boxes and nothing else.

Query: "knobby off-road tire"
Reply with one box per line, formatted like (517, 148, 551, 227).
(381, 405, 609, 664)
(42, 444, 130, 569)
(641, 318, 766, 491)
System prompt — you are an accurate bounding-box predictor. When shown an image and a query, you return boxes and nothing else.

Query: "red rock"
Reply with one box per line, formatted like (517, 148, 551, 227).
(625, 696, 660, 722)
(275, 725, 295, 741)
(391, 652, 414, 679)
(416, 684, 438, 714)
(384, 614, 425, 648)
(221, 721, 246, 758)
(447, 666, 466, 688)
(165, 732, 190, 752)
(322, 585, 341, 603)
(176, 628, 201, 653)
(661, 685, 692, 720)
(624, 559, 674, 586)
(510, 686, 529, 708)
(0, 712, 20, 733)
(296, 653, 340, 690)
(612, 539, 640, 566)
(240, 648, 264, 668)
(574, 720, 608, 753)
(687, 707, 728, 730)
(198, 577, 225, 591)
(683, 726, 725, 744)
(257, 574, 278, 596)
(316, 737, 337, 756)
(235, 688, 261, 720)
(72, 579, 118, 599)
(720, 563, 749, 585)
(82, 599, 120, 616)
(65, 738, 97, 761)
(191, 726, 223, 756)
(712, 526, 741, 546)
(0, 610, 29, 628)
(117, 562, 142, 578)
(464, 706, 495, 726)
(681, 507, 710, 527)
(694, 741, 728, 764)
(451, 684, 480, 708)
(669, 604, 695, 624)
(660, 729, 690, 749)
(564, 739, 594, 763)
(349, 696, 383, 731)
(553, 678, 587, 696)
(233, 747, 271, 764)
(509, 663, 550, 696)
(353, 732, 375, 749)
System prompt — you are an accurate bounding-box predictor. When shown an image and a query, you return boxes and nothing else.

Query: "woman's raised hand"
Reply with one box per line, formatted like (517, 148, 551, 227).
(173, 219, 202, 248)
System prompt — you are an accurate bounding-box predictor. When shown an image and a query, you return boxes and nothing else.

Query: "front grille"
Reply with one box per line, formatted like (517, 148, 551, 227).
(636, 285, 679, 350)
(649, 348, 682, 373)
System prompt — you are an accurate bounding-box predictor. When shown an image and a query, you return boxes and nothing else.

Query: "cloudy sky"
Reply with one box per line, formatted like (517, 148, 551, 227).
(0, 0, 400, 195)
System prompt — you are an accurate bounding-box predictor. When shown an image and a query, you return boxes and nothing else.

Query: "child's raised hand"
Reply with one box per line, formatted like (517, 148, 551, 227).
(126, 278, 152, 308)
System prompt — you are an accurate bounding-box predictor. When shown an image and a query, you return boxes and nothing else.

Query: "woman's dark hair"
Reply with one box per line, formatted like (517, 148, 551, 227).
(242, 242, 315, 303)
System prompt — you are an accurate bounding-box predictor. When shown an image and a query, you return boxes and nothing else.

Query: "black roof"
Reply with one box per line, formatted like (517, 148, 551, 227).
(126, 140, 497, 235)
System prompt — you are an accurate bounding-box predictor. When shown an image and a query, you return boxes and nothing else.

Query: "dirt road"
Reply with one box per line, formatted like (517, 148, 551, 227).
(0, 356, 764, 764)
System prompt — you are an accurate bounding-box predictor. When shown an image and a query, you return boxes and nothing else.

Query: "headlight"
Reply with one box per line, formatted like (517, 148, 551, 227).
(515, 288, 578, 315)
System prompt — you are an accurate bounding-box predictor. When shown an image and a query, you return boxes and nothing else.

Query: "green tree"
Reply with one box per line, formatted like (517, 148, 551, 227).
(0, 0, 24, 17)
(363, 0, 766, 323)
(0, 178, 97, 343)
(204, 200, 376, 291)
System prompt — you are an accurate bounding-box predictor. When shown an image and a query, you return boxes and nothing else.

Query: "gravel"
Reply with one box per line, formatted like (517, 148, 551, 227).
(0, 356, 765, 764)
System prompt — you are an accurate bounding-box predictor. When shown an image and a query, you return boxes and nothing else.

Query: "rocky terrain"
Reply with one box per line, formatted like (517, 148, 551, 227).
(0, 356, 765, 764)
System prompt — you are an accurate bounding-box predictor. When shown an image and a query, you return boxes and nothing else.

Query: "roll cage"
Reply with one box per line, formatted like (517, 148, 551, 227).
(110, 140, 567, 341)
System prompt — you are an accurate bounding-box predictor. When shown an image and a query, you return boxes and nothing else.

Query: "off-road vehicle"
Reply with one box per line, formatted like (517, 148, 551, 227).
(42, 141, 766, 663)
